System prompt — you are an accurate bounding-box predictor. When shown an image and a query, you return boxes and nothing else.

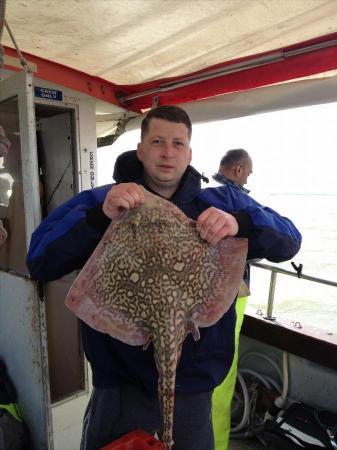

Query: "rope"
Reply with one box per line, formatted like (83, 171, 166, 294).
(0, 0, 6, 69)
(45, 159, 72, 209)
(4, 20, 28, 68)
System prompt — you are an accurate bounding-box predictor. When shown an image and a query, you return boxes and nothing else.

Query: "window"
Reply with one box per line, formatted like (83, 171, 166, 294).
(97, 103, 337, 335)
(0, 97, 28, 275)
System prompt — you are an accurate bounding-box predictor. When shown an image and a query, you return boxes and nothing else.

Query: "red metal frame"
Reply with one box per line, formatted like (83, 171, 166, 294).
(3, 46, 120, 107)
(4, 31, 337, 113)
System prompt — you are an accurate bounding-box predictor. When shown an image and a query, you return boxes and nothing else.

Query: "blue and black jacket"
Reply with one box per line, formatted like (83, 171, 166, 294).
(199, 183, 302, 264)
(26, 151, 301, 394)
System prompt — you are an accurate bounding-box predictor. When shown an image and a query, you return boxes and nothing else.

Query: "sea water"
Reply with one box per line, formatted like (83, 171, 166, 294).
(248, 193, 337, 335)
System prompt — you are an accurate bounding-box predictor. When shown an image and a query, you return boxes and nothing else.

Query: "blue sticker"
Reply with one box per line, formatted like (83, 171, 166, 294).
(35, 87, 63, 101)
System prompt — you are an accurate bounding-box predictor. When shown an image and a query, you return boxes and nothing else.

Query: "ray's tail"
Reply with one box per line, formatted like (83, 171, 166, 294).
(153, 328, 180, 450)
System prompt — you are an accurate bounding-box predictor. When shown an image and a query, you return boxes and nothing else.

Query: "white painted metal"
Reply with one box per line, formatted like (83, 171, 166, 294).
(0, 70, 42, 247)
(0, 69, 53, 449)
(0, 68, 99, 449)
(33, 77, 98, 191)
(240, 336, 337, 413)
(0, 271, 53, 449)
(30, 77, 100, 440)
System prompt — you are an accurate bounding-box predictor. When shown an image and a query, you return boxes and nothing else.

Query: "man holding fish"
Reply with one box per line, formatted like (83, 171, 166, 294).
(27, 105, 301, 450)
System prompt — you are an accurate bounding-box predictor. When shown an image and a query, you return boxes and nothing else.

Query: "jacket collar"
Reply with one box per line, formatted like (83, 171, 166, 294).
(212, 172, 250, 194)
(113, 150, 203, 203)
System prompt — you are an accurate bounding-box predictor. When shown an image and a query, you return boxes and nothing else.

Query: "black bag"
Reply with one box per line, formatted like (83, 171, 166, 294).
(0, 359, 29, 450)
(263, 402, 337, 450)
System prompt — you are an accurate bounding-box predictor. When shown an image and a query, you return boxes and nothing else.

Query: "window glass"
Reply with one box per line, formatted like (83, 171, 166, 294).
(97, 103, 337, 334)
(0, 97, 28, 275)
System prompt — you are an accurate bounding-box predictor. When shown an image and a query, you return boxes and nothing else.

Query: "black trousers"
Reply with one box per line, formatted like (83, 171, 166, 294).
(80, 385, 214, 450)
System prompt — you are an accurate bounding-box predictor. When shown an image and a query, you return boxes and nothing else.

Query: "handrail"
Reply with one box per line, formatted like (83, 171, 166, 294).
(250, 262, 337, 320)
(251, 262, 337, 287)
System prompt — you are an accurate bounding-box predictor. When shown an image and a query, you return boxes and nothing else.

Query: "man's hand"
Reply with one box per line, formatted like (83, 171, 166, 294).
(102, 183, 145, 220)
(196, 207, 239, 246)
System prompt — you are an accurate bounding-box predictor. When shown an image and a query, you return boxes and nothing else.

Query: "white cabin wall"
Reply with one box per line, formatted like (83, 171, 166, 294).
(239, 335, 337, 413)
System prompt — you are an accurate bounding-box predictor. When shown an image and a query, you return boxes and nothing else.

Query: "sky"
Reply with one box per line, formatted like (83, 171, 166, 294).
(97, 102, 337, 200)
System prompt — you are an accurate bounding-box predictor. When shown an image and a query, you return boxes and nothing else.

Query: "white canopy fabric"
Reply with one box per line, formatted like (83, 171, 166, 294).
(3, 0, 337, 85)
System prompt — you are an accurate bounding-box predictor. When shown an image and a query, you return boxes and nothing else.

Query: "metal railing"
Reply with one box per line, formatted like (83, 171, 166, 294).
(251, 262, 337, 321)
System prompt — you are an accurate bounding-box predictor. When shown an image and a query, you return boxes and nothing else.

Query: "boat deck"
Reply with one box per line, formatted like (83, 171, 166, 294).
(52, 393, 265, 450)
(230, 438, 265, 449)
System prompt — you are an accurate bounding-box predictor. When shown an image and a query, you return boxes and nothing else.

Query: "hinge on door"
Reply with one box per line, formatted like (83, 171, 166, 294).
(37, 280, 46, 302)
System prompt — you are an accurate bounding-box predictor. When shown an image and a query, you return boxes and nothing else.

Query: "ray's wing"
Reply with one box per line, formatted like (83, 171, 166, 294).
(194, 237, 248, 327)
(65, 187, 248, 345)
(65, 212, 150, 346)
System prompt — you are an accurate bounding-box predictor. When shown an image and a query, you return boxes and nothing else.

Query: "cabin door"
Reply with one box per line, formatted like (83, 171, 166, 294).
(35, 105, 86, 403)
(0, 70, 53, 449)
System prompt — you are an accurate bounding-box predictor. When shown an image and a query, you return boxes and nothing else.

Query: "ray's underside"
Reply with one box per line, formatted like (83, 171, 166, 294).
(66, 188, 248, 449)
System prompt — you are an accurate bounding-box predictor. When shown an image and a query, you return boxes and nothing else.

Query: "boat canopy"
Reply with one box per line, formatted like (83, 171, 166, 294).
(1, 0, 337, 134)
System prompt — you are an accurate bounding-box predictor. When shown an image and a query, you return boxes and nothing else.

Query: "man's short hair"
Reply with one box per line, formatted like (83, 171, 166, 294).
(141, 105, 192, 140)
(220, 149, 250, 168)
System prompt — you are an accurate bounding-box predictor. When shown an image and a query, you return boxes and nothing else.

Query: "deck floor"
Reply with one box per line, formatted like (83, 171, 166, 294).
(229, 438, 265, 449)
(53, 371, 265, 450)
(53, 396, 265, 450)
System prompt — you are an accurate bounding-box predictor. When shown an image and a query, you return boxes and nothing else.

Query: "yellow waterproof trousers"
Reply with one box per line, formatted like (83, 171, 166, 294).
(212, 296, 248, 450)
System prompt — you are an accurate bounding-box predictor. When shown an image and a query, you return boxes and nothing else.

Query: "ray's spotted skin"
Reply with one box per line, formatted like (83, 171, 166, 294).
(65, 188, 247, 450)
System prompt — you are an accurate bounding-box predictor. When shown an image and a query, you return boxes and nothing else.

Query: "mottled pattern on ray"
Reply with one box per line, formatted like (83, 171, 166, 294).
(65, 187, 248, 450)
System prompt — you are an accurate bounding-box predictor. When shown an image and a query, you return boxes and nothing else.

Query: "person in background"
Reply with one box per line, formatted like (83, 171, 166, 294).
(27, 106, 301, 450)
(213, 148, 253, 193)
(210, 148, 256, 450)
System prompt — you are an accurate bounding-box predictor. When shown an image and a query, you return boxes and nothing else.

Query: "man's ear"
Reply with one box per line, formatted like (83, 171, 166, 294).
(136, 142, 143, 161)
(235, 164, 242, 175)
(188, 147, 192, 164)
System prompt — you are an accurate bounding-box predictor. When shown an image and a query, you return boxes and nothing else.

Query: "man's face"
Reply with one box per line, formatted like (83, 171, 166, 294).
(137, 118, 192, 197)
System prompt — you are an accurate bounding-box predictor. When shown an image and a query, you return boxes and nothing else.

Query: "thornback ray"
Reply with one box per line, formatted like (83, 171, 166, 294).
(65, 187, 248, 450)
